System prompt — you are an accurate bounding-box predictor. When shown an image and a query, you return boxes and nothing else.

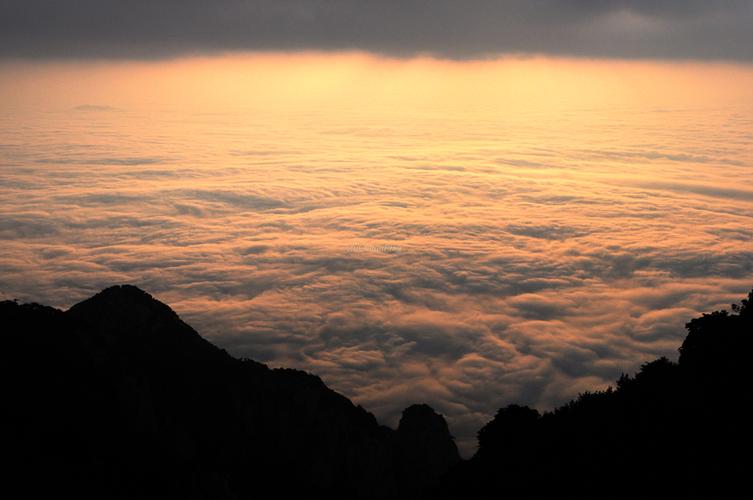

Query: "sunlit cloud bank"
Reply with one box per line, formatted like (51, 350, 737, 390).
(1, 55, 753, 454)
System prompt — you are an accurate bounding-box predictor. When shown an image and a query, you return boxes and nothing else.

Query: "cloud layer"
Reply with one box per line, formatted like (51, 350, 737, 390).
(2, 0, 753, 60)
(2, 59, 753, 455)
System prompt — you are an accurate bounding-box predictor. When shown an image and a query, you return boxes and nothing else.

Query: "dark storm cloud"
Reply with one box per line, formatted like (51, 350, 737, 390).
(1, 0, 752, 60)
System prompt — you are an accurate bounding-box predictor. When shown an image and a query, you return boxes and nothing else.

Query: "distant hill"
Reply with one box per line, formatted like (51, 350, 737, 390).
(1, 285, 459, 499)
(437, 290, 753, 499)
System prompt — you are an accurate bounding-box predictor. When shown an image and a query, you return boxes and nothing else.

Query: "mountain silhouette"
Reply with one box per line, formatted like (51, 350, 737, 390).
(2, 286, 752, 499)
(1, 285, 458, 499)
(438, 290, 753, 499)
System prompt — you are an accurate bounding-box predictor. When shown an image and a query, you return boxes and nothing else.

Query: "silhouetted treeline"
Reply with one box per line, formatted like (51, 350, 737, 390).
(1, 286, 458, 500)
(2, 286, 752, 499)
(438, 290, 753, 499)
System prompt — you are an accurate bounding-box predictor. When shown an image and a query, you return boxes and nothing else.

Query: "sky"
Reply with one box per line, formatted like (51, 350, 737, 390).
(2, 1, 753, 60)
(2, 2, 753, 455)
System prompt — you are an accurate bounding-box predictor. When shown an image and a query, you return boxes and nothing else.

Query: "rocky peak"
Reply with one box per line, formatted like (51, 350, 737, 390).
(396, 404, 460, 497)
(398, 404, 453, 436)
(68, 285, 178, 328)
(66, 285, 225, 363)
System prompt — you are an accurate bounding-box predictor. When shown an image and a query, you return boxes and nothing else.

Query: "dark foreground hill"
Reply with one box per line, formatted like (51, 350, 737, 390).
(2, 286, 752, 499)
(438, 290, 753, 499)
(1, 285, 459, 499)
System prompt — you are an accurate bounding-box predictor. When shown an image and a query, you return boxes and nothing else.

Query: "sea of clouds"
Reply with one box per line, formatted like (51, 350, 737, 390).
(1, 103, 752, 454)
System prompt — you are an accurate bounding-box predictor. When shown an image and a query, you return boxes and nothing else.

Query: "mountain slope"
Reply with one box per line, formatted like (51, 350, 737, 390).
(1, 285, 459, 499)
(437, 290, 753, 499)
(4, 285, 751, 499)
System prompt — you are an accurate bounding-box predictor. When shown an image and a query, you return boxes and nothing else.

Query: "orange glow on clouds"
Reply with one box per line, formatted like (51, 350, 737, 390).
(3, 53, 753, 112)
(1, 53, 752, 455)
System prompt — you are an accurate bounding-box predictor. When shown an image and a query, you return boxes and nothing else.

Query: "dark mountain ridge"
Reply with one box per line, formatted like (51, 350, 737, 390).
(2, 285, 752, 499)
(439, 290, 753, 499)
(1, 285, 458, 499)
